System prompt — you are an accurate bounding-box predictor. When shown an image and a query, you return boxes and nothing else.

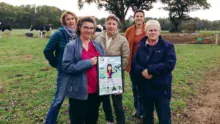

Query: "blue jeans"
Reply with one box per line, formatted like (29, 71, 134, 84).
(129, 71, 144, 116)
(142, 97, 171, 124)
(45, 72, 68, 124)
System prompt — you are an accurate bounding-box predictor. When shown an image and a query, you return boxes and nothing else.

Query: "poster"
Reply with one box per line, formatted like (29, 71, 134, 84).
(97, 56, 123, 96)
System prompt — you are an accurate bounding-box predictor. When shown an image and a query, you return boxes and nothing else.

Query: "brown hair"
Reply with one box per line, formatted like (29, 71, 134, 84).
(60, 11, 77, 26)
(76, 16, 96, 36)
(106, 14, 120, 24)
(134, 9, 145, 17)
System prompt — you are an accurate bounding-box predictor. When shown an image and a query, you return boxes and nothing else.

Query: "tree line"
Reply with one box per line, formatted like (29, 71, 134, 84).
(1, 1, 220, 31)
(0, 2, 63, 29)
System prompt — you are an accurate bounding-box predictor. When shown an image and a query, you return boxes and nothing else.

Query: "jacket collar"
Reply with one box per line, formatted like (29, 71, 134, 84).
(140, 35, 163, 47)
(75, 37, 104, 55)
(100, 30, 119, 40)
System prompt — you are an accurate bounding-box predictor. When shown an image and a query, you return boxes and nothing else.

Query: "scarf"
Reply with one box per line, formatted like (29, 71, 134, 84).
(64, 26, 77, 40)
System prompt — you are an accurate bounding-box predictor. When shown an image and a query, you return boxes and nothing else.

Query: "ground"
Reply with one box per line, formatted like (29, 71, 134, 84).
(1, 30, 220, 123)
(97, 33, 219, 44)
(175, 66, 220, 124)
(162, 34, 217, 44)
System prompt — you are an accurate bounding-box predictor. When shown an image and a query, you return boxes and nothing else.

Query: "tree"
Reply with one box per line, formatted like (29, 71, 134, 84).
(163, 0, 210, 32)
(129, 0, 156, 11)
(0, 2, 63, 28)
(77, 0, 158, 31)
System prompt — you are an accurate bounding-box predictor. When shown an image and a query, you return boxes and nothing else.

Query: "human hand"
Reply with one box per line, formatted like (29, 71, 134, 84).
(142, 69, 153, 79)
(115, 91, 122, 95)
(91, 57, 97, 65)
(142, 69, 148, 78)
(146, 74, 153, 79)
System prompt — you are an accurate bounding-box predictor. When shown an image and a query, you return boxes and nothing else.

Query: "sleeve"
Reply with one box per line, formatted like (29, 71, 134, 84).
(132, 47, 145, 75)
(94, 36, 101, 43)
(121, 39, 130, 69)
(43, 31, 60, 68)
(62, 43, 93, 75)
(125, 28, 133, 72)
(147, 44, 177, 76)
(124, 28, 129, 39)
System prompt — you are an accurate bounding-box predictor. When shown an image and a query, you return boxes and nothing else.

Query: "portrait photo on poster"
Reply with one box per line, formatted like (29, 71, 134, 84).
(97, 56, 124, 96)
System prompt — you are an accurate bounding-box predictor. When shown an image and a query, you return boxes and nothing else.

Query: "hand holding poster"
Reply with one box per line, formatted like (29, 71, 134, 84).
(97, 56, 123, 96)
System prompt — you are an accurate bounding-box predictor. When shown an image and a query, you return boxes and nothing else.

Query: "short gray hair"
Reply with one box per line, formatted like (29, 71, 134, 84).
(145, 20, 161, 32)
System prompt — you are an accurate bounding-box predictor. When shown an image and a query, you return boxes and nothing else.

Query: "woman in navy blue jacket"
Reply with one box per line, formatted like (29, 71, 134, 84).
(132, 20, 176, 124)
(43, 11, 78, 124)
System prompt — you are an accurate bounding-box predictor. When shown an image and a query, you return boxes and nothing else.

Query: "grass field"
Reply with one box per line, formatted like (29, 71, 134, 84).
(1, 30, 220, 124)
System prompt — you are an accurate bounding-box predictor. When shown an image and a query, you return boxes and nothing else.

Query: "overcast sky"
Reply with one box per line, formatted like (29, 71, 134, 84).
(0, 0, 219, 21)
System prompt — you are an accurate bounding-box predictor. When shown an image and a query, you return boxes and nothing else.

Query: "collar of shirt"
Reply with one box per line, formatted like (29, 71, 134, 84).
(146, 39, 158, 46)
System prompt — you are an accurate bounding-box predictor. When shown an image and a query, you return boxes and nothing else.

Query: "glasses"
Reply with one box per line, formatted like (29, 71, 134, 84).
(82, 26, 95, 31)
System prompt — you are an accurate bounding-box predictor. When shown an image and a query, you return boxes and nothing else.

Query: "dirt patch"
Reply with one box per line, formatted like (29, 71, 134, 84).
(40, 67, 51, 71)
(162, 34, 217, 44)
(20, 55, 33, 61)
(189, 69, 220, 124)
(174, 67, 220, 124)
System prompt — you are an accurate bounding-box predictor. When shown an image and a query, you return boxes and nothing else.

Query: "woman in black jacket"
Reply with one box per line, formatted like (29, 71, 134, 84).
(132, 20, 176, 124)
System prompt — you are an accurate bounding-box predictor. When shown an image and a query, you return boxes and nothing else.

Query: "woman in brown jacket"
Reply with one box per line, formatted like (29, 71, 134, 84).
(125, 9, 146, 119)
(95, 14, 129, 124)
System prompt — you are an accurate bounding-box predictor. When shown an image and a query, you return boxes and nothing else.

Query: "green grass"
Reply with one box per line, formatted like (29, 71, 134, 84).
(1, 30, 220, 123)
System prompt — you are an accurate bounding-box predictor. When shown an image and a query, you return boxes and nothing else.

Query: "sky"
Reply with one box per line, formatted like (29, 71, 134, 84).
(0, 0, 219, 21)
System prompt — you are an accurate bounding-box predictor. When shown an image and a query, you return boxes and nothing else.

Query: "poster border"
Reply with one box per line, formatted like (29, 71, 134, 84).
(97, 56, 124, 96)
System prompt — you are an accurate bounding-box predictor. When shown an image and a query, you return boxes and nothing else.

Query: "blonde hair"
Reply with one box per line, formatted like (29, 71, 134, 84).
(60, 11, 78, 26)
(145, 20, 161, 32)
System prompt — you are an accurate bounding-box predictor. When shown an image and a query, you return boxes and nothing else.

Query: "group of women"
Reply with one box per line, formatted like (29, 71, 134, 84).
(43, 9, 176, 124)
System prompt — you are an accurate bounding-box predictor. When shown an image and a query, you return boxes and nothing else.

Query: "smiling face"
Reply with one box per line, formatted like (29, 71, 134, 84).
(134, 12, 144, 25)
(80, 21, 95, 40)
(108, 65, 112, 71)
(146, 24, 160, 42)
(64, 14, 76, 29)
(106, 19, 118, 36)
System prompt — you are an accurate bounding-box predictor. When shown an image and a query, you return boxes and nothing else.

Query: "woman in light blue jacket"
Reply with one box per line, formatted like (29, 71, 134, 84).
(62, 17, 105, 124)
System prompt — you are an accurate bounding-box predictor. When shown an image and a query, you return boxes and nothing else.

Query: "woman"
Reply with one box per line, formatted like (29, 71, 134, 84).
(62, 17, 105, 124)
(95, 14, 129, 124)
(132, 20, 176, 124)
(107, 64, 116, 91)
(125, 9, 146, 119)
(43, 11, 77, 124)
(107, 64, 114, 78)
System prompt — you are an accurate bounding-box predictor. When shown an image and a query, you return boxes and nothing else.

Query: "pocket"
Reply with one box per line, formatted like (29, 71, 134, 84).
(151, 49, 165, 62)
(66, 76, 80, 94)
